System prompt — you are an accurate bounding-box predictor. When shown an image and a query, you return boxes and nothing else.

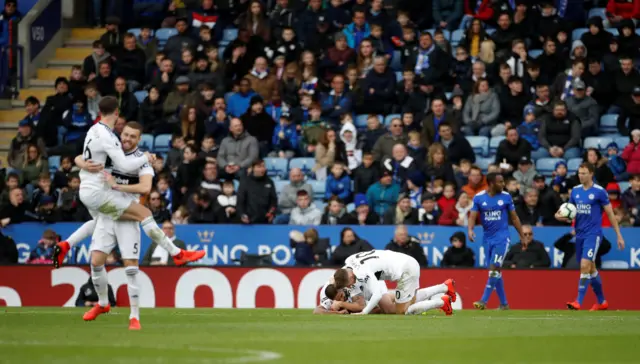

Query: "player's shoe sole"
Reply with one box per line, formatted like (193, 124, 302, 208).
(566, 301, 581, 310)
(589, 300, 609, 311)
(129, 318, 141, 330)
(173, 249, 206, 266)
(444, 279, 457, 302)
(473, 301, 486, 310)
(440, 295, 453, 316)
(52, 241, 70, 269)
(83, 304, 111, 321)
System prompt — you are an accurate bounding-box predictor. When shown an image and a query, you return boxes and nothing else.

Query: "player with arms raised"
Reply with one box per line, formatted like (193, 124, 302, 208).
(556, 163, 625, 311)
(333, 250, 456, 316)
(468, 172, 524, 310)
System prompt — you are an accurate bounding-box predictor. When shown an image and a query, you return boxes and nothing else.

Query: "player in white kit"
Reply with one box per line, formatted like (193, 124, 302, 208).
(333, 250, 456, 315)
(314, 278, 395, 314)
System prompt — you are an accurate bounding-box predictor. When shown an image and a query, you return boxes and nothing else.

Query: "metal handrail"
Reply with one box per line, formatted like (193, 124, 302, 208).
(0, 44, 24, 98)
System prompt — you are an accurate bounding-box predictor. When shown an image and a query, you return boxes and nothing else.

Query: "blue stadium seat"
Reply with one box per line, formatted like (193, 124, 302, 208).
(588, 8, 606, 21)
(128, 28, 142, 37)
(48, 156, 60, 173)
(139, 134, 154, 151)
(156, 28, 178, 48)
(134, 90, 148, 103)
(572, 28, 588, 41)
(308, 180, 326, 200)
(528, 49, 543, 58)
(264, 157, 289, 179)
(445, 92, 452, 100)
(223, 28, 238, 42)
(609, 28, 619, 37)
(489, 136, 505, 155)
(600, 114, 618, 133)
(475, 157, 493, 172)
(615, 136, 629, 150)
(154, 134, 172, 153)
(218, 46, 225, 60)
(395, 71, 403, 82)
(637, 29, 640, 36)
(390, 50, 402, 71)
(314, 200, 327, 211)
(354, 114, 369, 130)
(583, 136, 613, 152)
(567, 158, 582, 174)
(346, 202, 355, 213)
(486, 28, 496, 36)
(274, 180, 288, 194)
(384, 114, 401, 126)
(450, 29, 464, 47)
(466, 136, 489, 156)
(536, 158, 565, 176)
(289, 158, 315, 177)
(618, 181, 630, 192)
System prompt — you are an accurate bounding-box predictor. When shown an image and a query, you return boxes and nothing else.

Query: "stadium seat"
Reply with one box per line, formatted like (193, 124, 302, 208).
(156, 28, 178, 48)
(127, 28, 154, 37)
(218, 46, 225, 60)
(308, 179, 326, 200)
(154, 134, 172, 153)
(264, 157, 288, 179)
(346, 203, 355, 213)
(600, 114, 618, 134)
(466, 136, 489, 156)
(485, 28, 496, 36)
(528, 49, 543, 58)
(601, 260, 629, 269)
(567, 158, 582, 173)
(139, 134, 154, 151)
(583, 136, 613, 152)
(134, 90, 148, 103)
(618, 181, 630, 192)
(395, 71, 403, 82)
(475, 157, 493, 172)
(588, 8, 606, 21)
(637, 29, 640, 36)
(48, 156, 60, 173)
(489, 136, 505, 155)
(450, 29, 464, 47)
(314, 199, 327, 211)
(274, 180, 288, 194)
(289, 157, 316, 177)
(223, 28, 238, 42)
(390, 50, 402, 71)
(536, 158, 565, 176)
(384, 114, 401, 126)
(572, 28, 588, 41)
(615, 136, 630, 149)
(354, 114, 370, 130)
(608, 28, 619, 37)
(445, 92, 452, 100)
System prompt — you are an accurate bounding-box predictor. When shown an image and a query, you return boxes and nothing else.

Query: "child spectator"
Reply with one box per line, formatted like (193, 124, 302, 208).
(27, 229, 58, 264)
(167, 134, 185, 172)
(433, 28, 451, 55)
(325, 162, 352, 202)
(270, 115, 298, 159)
(451, 46, 472, 88)
(552, 160, 570, 199)
(418, 193, 440, 225)
(353, 152, 379, 195)
(367, 24, 393, 59)
(607, 142, 627, 181)
(216, 180, 239, 223)
(406, 171, 425, 208)
(437, 182, 457, 214)
(505, 176, 522, 206)
(399, 26, 418, 65)
(68, 65, 87, 99)
(438, 191, 473, 227)
(340, 122, 362, 170)
(156, 174, 173, 212)
(406, 131, 426, 166)
(0, 173, 21, 209)
(300, 103, 329, 156)
(31, 173, 59, 212)
(402, 112, 420, 133)
(60, 174, 82, 221)
(454, 159, 472, 187)
(199, 134, 219, 160)
(441, 231, 475, 267)
(52, 155, 78, 190)
(517, 105, 542, 158)
(84, 82, 101, 120)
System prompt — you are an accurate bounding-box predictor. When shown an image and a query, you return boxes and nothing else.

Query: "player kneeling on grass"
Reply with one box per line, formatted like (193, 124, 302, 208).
(333, 250, 456, 316)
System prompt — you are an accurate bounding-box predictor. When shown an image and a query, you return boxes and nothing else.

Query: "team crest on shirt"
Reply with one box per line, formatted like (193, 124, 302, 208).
(589, 194, 594, 200)
(498, 200, 504, 206)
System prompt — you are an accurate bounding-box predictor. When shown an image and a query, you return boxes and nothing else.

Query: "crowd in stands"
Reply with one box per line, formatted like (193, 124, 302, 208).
(2, 0, 640, 237)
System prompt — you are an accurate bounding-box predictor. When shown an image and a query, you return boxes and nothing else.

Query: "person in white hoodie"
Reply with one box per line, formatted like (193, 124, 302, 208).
(339, 122, 362, 171)
(289, 190, 323, 225)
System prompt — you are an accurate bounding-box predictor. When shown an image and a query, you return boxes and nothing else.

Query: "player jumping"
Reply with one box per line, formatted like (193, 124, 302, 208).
(333, 250, 456, 316)
(468, 172, 524, 310)
(556, 163, 625, 311)
(52, 97, 204, 271)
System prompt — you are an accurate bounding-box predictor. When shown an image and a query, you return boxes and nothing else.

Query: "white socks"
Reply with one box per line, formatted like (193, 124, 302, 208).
(406, 298, 445, 315)
(416, 283, 448, 302)
(141, 216, 181, 256)
(67, 220, 97, 247)
(125, 266, 140, 320)
(90, 265, 109, 307)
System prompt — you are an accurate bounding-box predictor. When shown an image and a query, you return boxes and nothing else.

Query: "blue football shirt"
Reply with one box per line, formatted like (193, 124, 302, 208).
(471, 191, 515, 244)
(569, 184, 610, 239)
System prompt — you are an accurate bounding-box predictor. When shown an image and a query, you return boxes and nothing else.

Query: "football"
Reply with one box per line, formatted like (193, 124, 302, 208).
(558, 202, 578, 220)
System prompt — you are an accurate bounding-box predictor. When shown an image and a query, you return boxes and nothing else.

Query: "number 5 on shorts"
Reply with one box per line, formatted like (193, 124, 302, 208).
(133, 243, 139, 255)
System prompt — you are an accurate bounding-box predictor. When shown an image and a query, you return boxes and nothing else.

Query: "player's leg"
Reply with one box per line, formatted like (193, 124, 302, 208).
(406, 295, 452, 316)
(586, 236, 607, 310)
(492, 240, 510, 309)
(475, 244, 496, 309)
(395, 260, 423, 315)
(83, 218, 115, 321)
(115, 221, 143, 329)
(568, 238, 591, 310)
(377, 294, 396, 314)
(53, 219, 97, 268)
(414, 279, 456, 303)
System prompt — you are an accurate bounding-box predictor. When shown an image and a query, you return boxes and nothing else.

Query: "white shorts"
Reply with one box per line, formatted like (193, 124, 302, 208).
(90, 215, 141, 260)
(80, 187, 133, 220)
(394, 259, 421, 304)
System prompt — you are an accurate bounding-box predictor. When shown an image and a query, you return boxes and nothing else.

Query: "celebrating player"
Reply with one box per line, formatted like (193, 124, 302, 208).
(53, 97, 204, 269)
(333, 250, 456, 316)
(556, 163, 625, 311)
(315, 278, 395, 314)
(468, 172, 524, 310)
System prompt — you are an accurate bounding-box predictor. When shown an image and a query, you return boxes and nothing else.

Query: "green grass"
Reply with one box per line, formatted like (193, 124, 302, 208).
(1, 308, 639, 363)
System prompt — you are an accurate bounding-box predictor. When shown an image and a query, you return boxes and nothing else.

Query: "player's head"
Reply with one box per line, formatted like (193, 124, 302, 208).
(120, 122, 143, 152)
(577, 162, 595, 185)
(333, 268, 355, 289)
(486, 172, 504, 193)
(324, 284, 345, 302)
(98, 96, 119, 124)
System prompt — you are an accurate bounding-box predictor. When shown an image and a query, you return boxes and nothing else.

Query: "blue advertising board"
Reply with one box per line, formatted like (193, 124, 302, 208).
(4, 223, 640, 268)
(29, 0, 61, 61)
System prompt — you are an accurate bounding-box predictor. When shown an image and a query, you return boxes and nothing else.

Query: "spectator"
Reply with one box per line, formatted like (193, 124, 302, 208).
(84, 82, 101, 120)
(245, 56, 277, 102)
(518, 105, 542, 158)
(618, 86, 640, 136)
(461, 78, 501, 137)
(26, 229, 57, 264)
(141, 221, 186, 265)
(359, 114, 385, 153)
(321, 34, 356, 85)
(238, 159, 277, 224)
(189, 0, 225, 43)
(289, 190, 322, 225)
(460, 19, 490, 58)
(314, 129, 347, 179)
(383, 193, 419, 225)
(491, 13, 519, 55)
(136, 26, 158, 62)
(512, 156, 537, 194)
(275, 168, 313, 223)
(138, 86, 165, 134)
(117, 33, 146, 90)
(366, 169, 400, 217)
(20, 144, 49, 188)
(320, 196, 347, 225)
(0, 188, 39, 226)
(352, 152, 380, 195)
(583, 58, 614, 114)
(437, 121, 475, 166)
(0, 231, 18, 264)
(343, 10, 371, 49)
(581, 16, 613, 62)
(535, 39, 562, 84)
(37, 78, 73, 148)
(532, 174, 563, 225)
(581, 148, 615, 187)
(0, 173, 20, 209)
(361, 56, 396, 115)
(418, 193, 440, 225)
(214, 180, 239, 223)
(31, 173, 59, 212)
(148, 190, 172, 224)
(613, 56, 640, 111)
(441, 231, 475, 268)
(269, 115, 298, 159)
(75, 275, 116, 307)
(175, 145, 203, 199)
(289, 228, 329, 266)
(218, 118, 260, 179)
(433, 0, 463, 30)
(52, 155, 78, 190)
(622, 174, 640, 211)
(372, 118, 408, 161)
(163, 76, 194, 124)
(382, 144, 418, 186)
(494, 127, 531, 172)
(59, 174, 85, 222)
(537, 100, 582, 160)
(499, 76, 529, 130)
(8, 120, 46, 171)
(113, 77, 139, 122)
(384, 225, 427, 266)
(228, 78, 256, 118)
(408, 32, 450, 89)
(406, 170, 425, 207)
(421, 98, 460, 148)
(164, 17, 197, 63)
(424, 142, 456, 184)
(528, 83, 552, 119)
(237, 0, 271, 43)
(320, 75, 353, 127)
(607, 142, 627, 181)
(241, 95, 276, 156)
(196, 161, 221, 200)
(332, 227, 374, 266)
(189, 190, 217, 223)
(340, 121, 362, 171)
(270, 0, 297, 40)
(622, 130, 640, 175)
(515, 189, 541, 225)
(461, 166, 487, 198)
(325, 162, 352, 202)
(341, 193, 380, 225)
(95, 61, 116, 97)
(503, 225, 551, 268)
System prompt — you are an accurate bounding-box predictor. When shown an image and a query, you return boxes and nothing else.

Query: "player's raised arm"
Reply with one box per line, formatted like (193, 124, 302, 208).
(102, 136, 150, 173)
(109, 174, 153, 195)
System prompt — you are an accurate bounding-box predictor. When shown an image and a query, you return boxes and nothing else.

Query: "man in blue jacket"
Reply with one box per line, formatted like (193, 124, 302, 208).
(342, 10, 371, 49)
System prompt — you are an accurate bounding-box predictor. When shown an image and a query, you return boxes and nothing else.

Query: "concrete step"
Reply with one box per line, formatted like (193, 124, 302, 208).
(18, 88, 53, 102)
(65, 39, 95, 47)
(37, 68, 69, 81)
(0, 130, 15, 146)
(0, 109, 26, 123)
(71, 28, 105, 40)
(29, 79, 54, 87)
(55, 47, 92, 61)
(48, 58, 83, 67)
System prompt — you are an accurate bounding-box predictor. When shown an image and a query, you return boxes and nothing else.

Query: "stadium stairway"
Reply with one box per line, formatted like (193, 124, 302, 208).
(0, 28, 103, 166)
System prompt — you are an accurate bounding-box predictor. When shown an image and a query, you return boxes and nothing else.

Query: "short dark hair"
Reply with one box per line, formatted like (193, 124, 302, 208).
(486, 172, 501, 185)
(296, 190, 309, 197)
(98, 96, 119, 116)
(6, 172, 19, 181)
(438, 121, 453, 130)
(92, 40, 103, 48)
(579, 162, 595, 174)
(324, 284, 338, 300)
(24, 96, 39, 106)
(333, 269, 350, 289)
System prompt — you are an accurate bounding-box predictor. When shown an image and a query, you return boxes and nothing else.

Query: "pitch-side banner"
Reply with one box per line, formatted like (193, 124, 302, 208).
(4, 223, 640, 268)
(1, 266, 639, 309)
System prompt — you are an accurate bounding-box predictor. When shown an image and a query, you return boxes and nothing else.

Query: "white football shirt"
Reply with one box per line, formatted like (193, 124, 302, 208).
(105, 148, 155, 202)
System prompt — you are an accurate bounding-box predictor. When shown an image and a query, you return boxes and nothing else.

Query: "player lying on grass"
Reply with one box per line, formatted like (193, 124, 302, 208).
(333, 250, 456, 315)
(314, 278, 395, 314)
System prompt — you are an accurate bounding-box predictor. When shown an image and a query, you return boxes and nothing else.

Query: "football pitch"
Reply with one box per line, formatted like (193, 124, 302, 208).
(1, 308, 639, 363)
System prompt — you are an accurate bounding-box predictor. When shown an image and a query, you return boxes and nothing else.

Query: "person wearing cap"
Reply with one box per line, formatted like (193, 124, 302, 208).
(512, 155, 537, 194)
(237, 159, 278, 224)
(163, 75, 194, 122)
(366, 169, 400, 218)
(494, 127, 532, 172)
(565, 78, 599, 137)
(8, 119, 46, 170)
(606, 142, 627, 181)
(382, 193, 419, 225)
(537, 100, 582, 160)
(617, 85, 640, 136)
(341, 193, 380, 225)
(99, 16, 124, 55)
(35, 194, 62, 223)
(384, 225, 427, 266)
(163, 17, 198, 63)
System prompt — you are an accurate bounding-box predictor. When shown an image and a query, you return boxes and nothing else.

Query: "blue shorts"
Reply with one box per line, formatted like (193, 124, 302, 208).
(575, 235, 602, 262)
(485, 238, 511, 268)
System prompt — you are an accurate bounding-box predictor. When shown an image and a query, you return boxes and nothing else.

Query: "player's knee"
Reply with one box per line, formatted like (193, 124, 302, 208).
(90, 252, 107, 267)
(579, 260, 592, 273)
(488, 270, 501, 278)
